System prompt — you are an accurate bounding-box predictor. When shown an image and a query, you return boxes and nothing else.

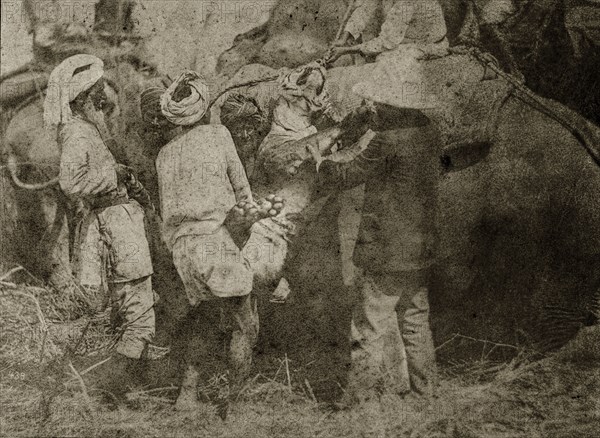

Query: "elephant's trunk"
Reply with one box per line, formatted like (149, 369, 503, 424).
(6, 153, 59, 190)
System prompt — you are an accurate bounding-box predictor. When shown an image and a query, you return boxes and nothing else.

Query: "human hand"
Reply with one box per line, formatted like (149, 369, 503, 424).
(226, 196, 284, 248)
(325, 46, 356, 64)
(259, 194, 285, 217)
(233, 196, 284, 222)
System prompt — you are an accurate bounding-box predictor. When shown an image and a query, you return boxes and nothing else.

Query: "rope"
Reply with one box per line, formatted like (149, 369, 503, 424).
(469, 47, 600, 167)
(207, 75, 279, 111)
(335, 0, 358, 41)
(6, 154, 60, 190)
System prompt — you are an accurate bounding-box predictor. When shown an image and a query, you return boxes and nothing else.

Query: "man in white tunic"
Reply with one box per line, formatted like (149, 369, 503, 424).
(145, 72, 281, 412)
(45, 54, 161, 396)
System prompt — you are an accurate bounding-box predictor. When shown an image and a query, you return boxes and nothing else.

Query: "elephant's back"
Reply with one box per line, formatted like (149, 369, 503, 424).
(4, 100, 59, 168)
(256, 0, 346, 68)
(267, 0, 345, 40)
(324, 53, 488, 121)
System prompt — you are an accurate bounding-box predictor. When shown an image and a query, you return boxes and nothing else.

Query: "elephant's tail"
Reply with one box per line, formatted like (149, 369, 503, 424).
(6, 153, 59, 190)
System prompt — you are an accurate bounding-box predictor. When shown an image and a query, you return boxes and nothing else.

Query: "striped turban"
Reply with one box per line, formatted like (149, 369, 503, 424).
(220, 94, 265, 128)
(160, 70, 210, 126)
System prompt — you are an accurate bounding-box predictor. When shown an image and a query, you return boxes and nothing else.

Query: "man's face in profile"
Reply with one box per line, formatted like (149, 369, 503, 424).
(230, 122, 262, 164)
(89, 78, 109, 111)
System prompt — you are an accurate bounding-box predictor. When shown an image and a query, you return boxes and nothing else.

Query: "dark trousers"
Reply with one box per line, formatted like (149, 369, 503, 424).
(181, 294, 259, 396)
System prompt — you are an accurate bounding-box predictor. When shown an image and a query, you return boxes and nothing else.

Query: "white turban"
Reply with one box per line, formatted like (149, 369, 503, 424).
(160, 70, 210, 126)
(43, 54, 104, 129)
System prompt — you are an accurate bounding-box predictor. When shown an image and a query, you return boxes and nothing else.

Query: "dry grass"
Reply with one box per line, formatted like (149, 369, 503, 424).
(1, 281, 599, 438)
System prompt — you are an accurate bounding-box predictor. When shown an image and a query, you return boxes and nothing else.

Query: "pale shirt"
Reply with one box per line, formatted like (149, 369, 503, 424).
(156, 124, 253, 250)
(58, 117, 153, 284)
(59, 116, 120, 201)
(345, 0, 447, 56)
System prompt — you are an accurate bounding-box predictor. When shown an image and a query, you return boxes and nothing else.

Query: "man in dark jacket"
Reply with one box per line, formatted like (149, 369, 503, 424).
(317, 104, 440, 404)
(255, 66, 442, 404)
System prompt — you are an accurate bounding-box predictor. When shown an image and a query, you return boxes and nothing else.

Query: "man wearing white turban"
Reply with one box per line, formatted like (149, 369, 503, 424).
(143, 71, 283, 414)
(45, 54, 164, 397)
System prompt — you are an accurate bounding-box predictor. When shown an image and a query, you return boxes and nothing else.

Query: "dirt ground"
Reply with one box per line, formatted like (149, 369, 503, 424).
(1, 278, 599, 438)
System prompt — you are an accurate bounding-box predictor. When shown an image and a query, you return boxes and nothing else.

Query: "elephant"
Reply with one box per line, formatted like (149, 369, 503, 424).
(210, 4, 600, 385)
(219, 48, 600, 378)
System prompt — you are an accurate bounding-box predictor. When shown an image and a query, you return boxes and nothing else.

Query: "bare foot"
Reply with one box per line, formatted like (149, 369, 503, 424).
(270, 277, 292, 304)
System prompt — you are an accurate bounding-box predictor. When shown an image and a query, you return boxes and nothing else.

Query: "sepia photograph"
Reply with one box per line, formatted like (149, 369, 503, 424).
(0, 0, 599, 436)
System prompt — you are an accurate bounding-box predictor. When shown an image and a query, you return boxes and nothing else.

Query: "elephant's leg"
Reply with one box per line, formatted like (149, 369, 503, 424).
(39, 192, 72, 288)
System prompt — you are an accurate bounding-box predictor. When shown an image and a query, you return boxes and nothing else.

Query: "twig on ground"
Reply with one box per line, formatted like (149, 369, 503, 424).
(67, 361, 95, 418)
(314, 411, 333, 436)
(436, 333, 518, 352)
(235, 373, 262, 402)
(67, 320, 92, 356)
(126, 394, 173, 404)
(435, 333, 461, 351)
(9, 290, 49, 361)
(39, 330, 48, 364)
(304, 379, 317, 403)
(0, 280, 17, 288)
(272, 360, 284, 383)
(127, 386, 178, 397)
(0, 265, 24, 282)
(1, 265, 44, 286)
(66, 356, 112, 382)
(284, 353, 292, 393)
